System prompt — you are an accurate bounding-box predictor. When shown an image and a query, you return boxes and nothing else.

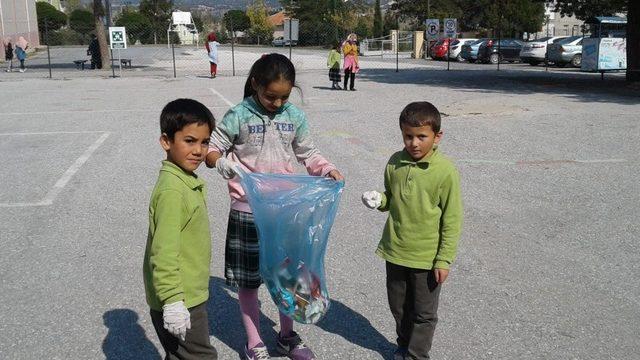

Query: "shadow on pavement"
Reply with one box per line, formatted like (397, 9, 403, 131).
(102, 308, 161, 360)
(207, 277, 278, 359)
(359, 67, 640, 105)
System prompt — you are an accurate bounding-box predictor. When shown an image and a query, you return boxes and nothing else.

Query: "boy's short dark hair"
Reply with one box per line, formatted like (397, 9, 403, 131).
(160, 99, 215, 139)
(399, 102, 441, 133)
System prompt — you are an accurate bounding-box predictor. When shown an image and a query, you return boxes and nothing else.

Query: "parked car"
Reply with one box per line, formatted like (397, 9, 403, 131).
(449, 38, 478, 61)
(547, 36, 584, 67)
(519, 36, 567, 65)
(431, 38, 451, 60)
(460, 39, 488, 63)
(477, 39, 524, 64)
(272, 36, 298, 46)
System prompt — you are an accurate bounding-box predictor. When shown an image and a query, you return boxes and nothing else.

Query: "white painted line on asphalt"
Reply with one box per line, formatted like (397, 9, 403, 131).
(209, 88, 235, 108)
(40, 132, 111, 205)
(0, 132, 111, 208)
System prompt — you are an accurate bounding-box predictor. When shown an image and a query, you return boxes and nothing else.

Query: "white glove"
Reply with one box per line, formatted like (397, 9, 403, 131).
(361, 191, 382, 209)
(215, 157, 240, 179)
(163, 301, 191, 341)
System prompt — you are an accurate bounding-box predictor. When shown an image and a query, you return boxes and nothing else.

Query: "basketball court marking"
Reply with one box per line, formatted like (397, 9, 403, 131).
(0, 131, 111, 208)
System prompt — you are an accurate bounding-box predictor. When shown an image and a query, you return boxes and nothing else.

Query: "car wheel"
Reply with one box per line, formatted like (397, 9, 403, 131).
(529, 61, 540, 66)
(571, 54, 582, 67)
(468, 59, 476, 63)
(490, 53, 500, 64)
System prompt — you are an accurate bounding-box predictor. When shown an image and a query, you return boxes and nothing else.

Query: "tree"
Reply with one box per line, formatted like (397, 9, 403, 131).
(93, 0, 110, 68)
(223, 10, 251, 33)
(139, 0, 173, 44)
(373, 0, 384, 37)
(36, 1, 67, 34)
(551, 0, 637, 82)
(246, 0, 274, 44)
(65, 0, 82, 13)
(69, 9, 94, 34)
(115, 9, 153, 44)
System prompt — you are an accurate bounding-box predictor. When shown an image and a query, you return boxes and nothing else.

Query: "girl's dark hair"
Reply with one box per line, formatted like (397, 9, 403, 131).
(160, 98, 215, 139)
(243, 53, 296, 99)
(399, 102, 441, 133)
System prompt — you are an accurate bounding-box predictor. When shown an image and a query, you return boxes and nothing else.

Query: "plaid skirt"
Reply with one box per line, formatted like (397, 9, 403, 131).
(224, 209, 262, 289)
(329, 67, 341, 82)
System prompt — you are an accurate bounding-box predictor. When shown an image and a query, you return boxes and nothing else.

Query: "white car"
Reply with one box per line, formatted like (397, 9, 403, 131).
(519, 36, 567, 65)
(449, 38, 477, 61)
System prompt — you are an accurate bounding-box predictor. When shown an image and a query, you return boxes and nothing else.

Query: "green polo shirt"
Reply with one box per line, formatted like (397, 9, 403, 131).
(376, 148, 463, 270)
(143, 161, 211, 311)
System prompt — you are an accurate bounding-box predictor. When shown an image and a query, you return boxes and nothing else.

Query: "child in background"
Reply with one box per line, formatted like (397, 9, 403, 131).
(206, 53, 344, 360)
(327, 43, 342, 90)
(206, 32, 220, 78)
(362, 102, 463, 360)
(143, 99, 218, 359)
(4, 37, 13, 72)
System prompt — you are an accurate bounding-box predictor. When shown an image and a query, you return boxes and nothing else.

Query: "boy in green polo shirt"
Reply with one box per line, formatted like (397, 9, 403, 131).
(362, 101, 463, 360)
(143, 98, 218, 359)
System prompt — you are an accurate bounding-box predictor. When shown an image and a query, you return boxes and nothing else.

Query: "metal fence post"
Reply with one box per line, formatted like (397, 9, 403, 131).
(111, 49, 116, 78)
(289, 19, 292, 60)
(171, 43, 176, 78)
(231, 18, 236, 77)
(396, 27, 399, 72)
(45, 20, 52, 78)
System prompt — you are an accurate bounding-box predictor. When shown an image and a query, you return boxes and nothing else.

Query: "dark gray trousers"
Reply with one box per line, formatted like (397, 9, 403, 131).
(386, 262, 441, 360)
(150, 302, 218, 360)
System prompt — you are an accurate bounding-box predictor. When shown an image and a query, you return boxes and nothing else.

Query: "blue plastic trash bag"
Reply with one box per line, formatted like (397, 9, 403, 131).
(238, 172, 344, 324)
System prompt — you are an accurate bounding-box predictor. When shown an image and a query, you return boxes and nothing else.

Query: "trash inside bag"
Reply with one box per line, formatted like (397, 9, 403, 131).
(239, 172, 344, 324)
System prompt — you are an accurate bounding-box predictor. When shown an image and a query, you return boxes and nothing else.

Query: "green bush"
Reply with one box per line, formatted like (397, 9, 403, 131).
(46, 28, 88, 45)
(69, 9, 94, 34)
(36, 2, 67, 32)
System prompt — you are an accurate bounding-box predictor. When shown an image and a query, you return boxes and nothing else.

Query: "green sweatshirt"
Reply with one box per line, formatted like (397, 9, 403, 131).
(376, 148, 463, 270)
(143, 161, 211, 311)
(327, 49, 341, 68)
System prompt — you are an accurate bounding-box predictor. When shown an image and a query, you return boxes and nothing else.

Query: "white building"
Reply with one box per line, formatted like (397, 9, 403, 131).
(0, 0, 40, 48)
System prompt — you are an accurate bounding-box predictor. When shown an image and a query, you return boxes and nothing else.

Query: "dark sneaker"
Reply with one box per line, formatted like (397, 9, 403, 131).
(393, 347, 408, 360)
(244, 342, 270, 360)
(276, 331, 316, 360)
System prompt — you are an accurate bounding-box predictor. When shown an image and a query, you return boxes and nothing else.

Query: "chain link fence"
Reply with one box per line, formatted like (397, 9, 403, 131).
(10, 19, 432, 79)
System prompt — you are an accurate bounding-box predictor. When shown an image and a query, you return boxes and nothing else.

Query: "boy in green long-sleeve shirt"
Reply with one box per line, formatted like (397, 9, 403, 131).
(327, 43, 342, 90)
(143, 98, 218, 359)
(362, 101, 463, 360)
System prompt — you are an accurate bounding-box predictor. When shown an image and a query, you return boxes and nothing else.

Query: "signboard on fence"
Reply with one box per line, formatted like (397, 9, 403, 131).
(284, 18, 300, 41)
(425, 19, 439, 38)
(109, 27, 127, 49)
(444, 18, 457, 38)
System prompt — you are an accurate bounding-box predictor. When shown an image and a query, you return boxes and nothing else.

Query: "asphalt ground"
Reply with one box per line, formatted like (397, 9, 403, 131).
(0, 63, 639, 360)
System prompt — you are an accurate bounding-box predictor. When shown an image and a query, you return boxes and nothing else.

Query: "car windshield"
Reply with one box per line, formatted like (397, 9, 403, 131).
(451, 40, 461, 46)
(557, 36, 582, 45)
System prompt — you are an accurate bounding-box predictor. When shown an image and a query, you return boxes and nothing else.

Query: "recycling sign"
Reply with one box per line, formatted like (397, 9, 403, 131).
(425, 19, 439, 39)
(444, 18, 457, 38)
(109, 27, 127, 49)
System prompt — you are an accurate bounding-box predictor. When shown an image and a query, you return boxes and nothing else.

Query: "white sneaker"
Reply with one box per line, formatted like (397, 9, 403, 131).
(19, 69, 25, 73)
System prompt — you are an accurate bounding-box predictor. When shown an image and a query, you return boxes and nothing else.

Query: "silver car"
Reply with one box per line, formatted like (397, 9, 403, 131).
(547, 36, 584, 67)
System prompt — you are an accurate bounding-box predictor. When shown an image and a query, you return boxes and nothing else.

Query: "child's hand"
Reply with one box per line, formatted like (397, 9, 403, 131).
(162, 301, 191, 341)
(361, 191, 382, 209)
(327, 169, 344, 181)
(434, 268, 449, 284)
(215, 157, 240, 179)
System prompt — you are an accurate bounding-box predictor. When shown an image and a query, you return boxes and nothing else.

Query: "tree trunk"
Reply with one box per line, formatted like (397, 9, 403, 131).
(93, 0, 110, 69)
(627, 0, 640, 82)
